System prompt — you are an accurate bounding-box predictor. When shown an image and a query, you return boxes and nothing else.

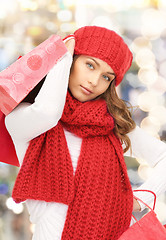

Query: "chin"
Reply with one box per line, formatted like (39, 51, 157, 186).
(75, 95, 87, 102)
(74, 92, 90, 102)
(69, 88, 95, 102)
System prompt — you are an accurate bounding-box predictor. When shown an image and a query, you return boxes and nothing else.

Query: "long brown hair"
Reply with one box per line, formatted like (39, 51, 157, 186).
(101, 80, 136, 153)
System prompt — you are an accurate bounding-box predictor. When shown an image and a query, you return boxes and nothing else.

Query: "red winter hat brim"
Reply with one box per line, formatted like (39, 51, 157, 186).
(73, 26, 133, 86)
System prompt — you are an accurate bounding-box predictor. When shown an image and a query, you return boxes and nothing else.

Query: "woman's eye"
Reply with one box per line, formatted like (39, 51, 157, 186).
(103, 75, 110, 81)
(86, 63, 94, 69)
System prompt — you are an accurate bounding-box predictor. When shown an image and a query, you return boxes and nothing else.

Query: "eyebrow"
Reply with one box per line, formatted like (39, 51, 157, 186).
(87, 57, 116, 76)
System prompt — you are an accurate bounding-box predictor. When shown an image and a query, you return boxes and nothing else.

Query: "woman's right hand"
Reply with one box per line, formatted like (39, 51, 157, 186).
(133, 198, 141, 212)
(64, 38, 75, 56)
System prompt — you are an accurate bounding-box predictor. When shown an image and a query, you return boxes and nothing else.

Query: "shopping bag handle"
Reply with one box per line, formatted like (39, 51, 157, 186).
(133, 189, 156, 210)
(132, 190, 157, 222)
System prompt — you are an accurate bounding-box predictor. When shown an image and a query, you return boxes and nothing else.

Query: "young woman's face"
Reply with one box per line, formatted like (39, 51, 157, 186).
(68, 55, 115, 102)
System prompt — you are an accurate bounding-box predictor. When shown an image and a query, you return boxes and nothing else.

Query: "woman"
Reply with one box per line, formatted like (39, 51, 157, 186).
(5, 26, 166, 239)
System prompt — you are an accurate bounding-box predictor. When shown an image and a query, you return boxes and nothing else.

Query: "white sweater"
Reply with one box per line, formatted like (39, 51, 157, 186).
(5, 52, 166, 240)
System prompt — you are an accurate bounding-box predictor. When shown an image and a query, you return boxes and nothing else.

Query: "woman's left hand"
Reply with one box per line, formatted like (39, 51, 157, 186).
(133, 198, 141, 212)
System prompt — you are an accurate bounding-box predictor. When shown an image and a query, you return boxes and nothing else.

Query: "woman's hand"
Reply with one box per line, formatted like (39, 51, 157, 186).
(133, 198, 141, 212)
(64, 38, 75, 56)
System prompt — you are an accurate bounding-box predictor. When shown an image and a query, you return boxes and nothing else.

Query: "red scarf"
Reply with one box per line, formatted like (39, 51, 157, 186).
(12, 92, 133, 239)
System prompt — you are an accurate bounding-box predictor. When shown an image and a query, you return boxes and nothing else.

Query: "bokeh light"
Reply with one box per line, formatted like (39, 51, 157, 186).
(138, 91, 158, 112)
(138, 164, 154, 181)
(6, 197, 24, 214)
(140, 116, 161, 137)
(141, 8, 166, 39)
(131, 37, 152, 54)
(135, 48, 156, 68)
(138, 68, 158, 86)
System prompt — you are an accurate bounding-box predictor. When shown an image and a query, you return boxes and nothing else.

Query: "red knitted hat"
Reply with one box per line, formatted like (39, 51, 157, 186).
(73, 26, 133, 86)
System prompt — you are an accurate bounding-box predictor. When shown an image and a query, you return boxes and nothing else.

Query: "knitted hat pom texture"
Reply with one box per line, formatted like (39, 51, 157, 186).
(73, 26, 133, 86)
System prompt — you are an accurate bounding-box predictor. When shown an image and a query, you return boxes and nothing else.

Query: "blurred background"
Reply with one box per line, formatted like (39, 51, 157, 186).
(0, 0, 166, 239)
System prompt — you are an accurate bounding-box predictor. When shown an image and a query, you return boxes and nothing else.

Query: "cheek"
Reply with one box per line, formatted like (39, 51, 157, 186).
(70, 64, 85, 86)
(69, 68, 77, 85)
(69, 67, 81, 90)
(97, 81, 110, 95)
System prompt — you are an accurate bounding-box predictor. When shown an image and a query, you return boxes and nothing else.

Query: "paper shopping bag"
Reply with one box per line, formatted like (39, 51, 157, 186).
(0, 110, 19, 166)
(118, 210, 166, 240)
(118, 190, 166, 240)
(0, 34, 67, 115)
(0, 34, 68, 166)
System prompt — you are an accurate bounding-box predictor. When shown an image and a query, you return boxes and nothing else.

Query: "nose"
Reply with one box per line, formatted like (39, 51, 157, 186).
(88, 74, 100, 86)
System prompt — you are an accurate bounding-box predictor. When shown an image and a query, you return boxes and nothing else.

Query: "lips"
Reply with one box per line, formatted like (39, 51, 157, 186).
(80, 85, 93, 94)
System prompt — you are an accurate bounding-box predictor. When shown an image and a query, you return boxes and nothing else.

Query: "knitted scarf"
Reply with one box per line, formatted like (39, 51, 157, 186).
(12, 92, 133, 239)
